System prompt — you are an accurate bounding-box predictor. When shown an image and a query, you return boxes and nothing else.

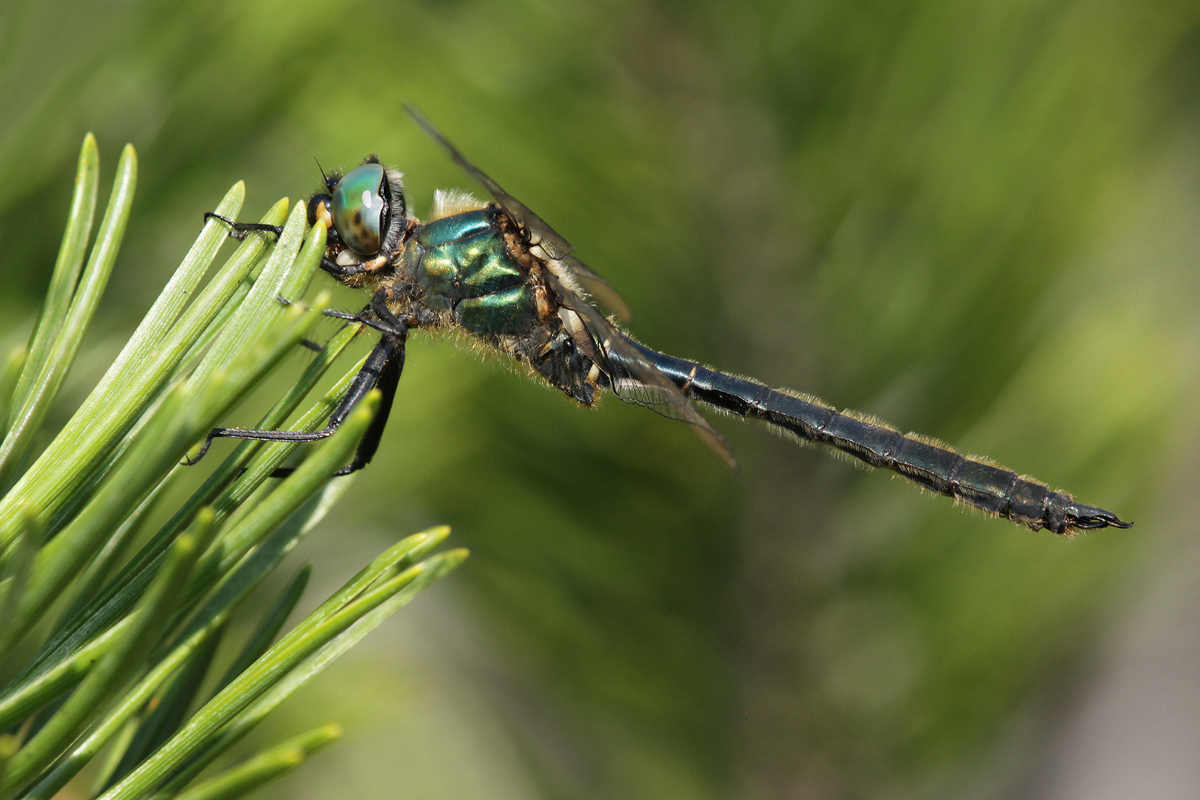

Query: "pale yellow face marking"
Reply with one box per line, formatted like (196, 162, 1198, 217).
(334, 251, 387, 271)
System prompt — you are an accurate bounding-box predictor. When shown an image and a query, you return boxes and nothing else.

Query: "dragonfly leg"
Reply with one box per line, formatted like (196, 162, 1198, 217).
(185, 317, 408, 477)
(271, 329, 406, 477)
(369, 286, 410, 333)
(203, 212, 283, 241)
(289, 288, 412, 476)
(321, 333, 405, 476)
(319, 253, 392, 281)
(311, 304, 408, 339)
(313, 285, 411, 335)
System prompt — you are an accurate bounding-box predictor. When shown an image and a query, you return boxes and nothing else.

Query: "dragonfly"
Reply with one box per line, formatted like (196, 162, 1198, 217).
(196, 106, 1130, 536)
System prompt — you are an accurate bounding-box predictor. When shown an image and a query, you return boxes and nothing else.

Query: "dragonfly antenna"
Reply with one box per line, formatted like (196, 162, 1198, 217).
(314, 156, 333, 189)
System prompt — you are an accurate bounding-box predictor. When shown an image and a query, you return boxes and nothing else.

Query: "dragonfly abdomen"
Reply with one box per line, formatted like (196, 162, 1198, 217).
(636, 345, 1129, 534)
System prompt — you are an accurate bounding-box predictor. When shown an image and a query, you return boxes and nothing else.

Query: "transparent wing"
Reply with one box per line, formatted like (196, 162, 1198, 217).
(543, 269, 738, 470)
(558, 255, 632, 322)
(406, 104, 631, 321)
(406, 104, 573, 258)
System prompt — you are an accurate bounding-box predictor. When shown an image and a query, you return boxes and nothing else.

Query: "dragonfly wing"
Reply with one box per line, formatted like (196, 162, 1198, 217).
(406, 105, 632, 321)
(557, 255, 632, 322)
(405, 104, 573, 259)
(543, 269, 738, 470)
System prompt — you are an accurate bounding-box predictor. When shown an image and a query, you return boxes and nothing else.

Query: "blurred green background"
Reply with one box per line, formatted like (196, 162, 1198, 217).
(3, 0, 1199, 798)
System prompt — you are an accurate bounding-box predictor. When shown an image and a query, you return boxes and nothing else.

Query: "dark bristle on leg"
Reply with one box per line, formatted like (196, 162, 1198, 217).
(183, 297, 408, 478)
(204, 212, 284, 241)
(182, 334, 405, 475)
(268, 331, 405, 478)
(270, 297, 367, 352)
(320, 307, 408, 338)
(294, 334, 404, 477)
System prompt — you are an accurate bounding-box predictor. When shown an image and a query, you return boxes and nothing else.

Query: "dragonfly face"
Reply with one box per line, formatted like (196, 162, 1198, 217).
(307, 158, 409, 283)
(197, 107, 1131, 536)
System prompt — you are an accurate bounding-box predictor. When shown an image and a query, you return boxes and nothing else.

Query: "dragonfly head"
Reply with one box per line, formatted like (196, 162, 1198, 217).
(309, 157, 409, 258)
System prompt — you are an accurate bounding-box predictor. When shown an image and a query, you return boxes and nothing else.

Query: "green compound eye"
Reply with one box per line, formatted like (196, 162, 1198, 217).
(331, 163, 388, 254)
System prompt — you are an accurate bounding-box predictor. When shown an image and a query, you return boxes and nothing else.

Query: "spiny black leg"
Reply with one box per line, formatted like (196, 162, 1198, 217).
(319, 256, 352, 279)
(184, 328, 406, 475)
(268, 331, 406, 477)
(319, 308, 406, 337)
(275, 290, 408, 476)
(204, 212, 284, 241)
(318, 253, 394, 281)
(370, 288, 408, 334)
(272, 295, 395, 341)
(322, 335, 403, 476)
(306, 289, 408, 338)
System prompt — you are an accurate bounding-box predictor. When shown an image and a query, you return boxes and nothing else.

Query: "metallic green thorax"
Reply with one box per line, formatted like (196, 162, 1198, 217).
(407, 208, 538, 335)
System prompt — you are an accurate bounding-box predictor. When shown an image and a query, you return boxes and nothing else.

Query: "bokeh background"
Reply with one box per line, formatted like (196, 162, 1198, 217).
(3, 0, 1200, 798)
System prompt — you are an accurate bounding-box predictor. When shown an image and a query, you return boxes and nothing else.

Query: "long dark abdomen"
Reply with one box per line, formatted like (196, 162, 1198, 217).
(633, 344, 1129, 534)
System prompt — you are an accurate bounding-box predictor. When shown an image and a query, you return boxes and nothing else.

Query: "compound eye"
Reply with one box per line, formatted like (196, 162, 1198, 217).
(331, 163, 387, 254)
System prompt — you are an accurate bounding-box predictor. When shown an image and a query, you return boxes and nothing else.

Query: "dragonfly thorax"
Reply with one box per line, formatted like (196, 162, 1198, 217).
(406, 208, 541, 335)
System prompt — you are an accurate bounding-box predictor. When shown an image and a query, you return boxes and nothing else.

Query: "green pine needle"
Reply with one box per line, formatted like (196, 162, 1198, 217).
(0, 136, 466, 800)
